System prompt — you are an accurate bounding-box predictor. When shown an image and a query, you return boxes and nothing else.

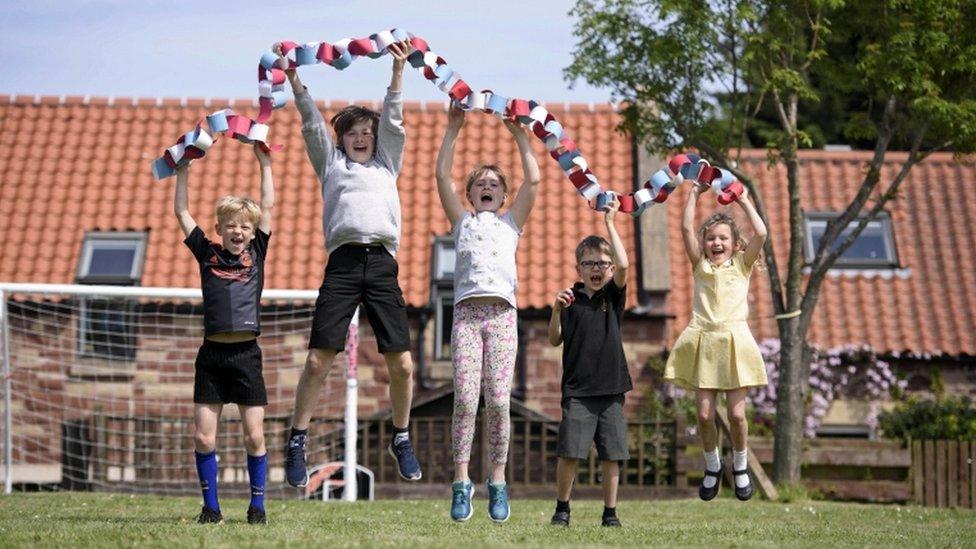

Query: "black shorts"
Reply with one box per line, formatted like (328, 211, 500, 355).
(308, 244, 411, 354)
(557, 394, 630, 461)
(194, 339, 267, 406)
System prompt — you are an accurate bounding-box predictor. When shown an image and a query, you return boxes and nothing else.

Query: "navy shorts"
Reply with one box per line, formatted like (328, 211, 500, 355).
(194, 339, 267, 406)
(308, 244, 411, 354)
(557, 394, 630, 461)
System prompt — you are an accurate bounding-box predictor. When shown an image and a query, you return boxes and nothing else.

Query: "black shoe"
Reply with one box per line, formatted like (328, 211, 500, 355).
(733, 468, 754, 501)
(602, 515, 621, 527)
(699, 460, 723, 501)
(285, 433, 309, 488)
(388, 437, 422, 481)
(550, 510, 570, 526)
(197, 506, 223, 524)
(246, 505, 267, 525)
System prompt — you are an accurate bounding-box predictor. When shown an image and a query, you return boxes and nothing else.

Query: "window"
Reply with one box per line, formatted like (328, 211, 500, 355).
(75, 231, 147, 360)
(803, 212, 898, 267)
(76, 231, 149, 285)
(430, 236, 456, 360)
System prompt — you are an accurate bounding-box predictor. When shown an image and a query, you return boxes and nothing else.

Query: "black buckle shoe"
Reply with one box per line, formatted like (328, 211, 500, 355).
(601, 515, 621, 527)
(197, 506, 223, 524)
(699, 460, 723, 501)
(733, 468, 754, 501)
(247, 505, 267, 524)
(550, 510, 570, 526)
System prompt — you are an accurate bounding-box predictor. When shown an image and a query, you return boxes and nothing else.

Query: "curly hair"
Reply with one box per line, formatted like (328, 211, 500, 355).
(698, 212, 745, 251)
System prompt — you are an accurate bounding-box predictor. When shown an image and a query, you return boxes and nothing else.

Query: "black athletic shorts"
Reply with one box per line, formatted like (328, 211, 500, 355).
(557, 394, 630, 461)
(193, 339, 267, 406)
(308, 244, 411, 354)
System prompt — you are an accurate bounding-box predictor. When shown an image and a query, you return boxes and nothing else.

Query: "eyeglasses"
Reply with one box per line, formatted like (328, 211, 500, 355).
(579, 260, 613, 270)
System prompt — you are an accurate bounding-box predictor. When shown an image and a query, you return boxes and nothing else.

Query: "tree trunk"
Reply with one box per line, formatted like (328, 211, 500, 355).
(772, 319, 809, 483)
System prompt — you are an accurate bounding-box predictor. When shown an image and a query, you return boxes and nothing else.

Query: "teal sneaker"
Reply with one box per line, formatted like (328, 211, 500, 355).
(450, 481, 474, 522)
(487, 481, 510, 523)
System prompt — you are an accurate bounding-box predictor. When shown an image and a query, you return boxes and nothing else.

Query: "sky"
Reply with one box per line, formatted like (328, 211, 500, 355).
(0, 0, 615, 105)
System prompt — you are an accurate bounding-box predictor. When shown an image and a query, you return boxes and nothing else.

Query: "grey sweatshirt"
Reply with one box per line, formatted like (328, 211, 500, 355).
(295, 88, 405, 256)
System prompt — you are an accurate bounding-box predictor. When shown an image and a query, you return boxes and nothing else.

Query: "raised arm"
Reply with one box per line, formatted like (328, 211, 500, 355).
(435, 104, 467, 226)
(603, 194, 629, 288)
(737, 188, 767, 267)
(253, 144, 275, 234)
(173, 165, 197, 238)
(682, 184, 704, 265)
(276, 43, 335, 180)
(387, 40, 409, 93)
(548, 287, 574, 346)
(505, 120, 542, 229)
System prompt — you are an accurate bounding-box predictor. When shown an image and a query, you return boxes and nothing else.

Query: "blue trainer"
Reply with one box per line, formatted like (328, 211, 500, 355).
(450, 481, 474, 522)
(388, 434, 422, 481)
(487, 481, 510, 523)
(284, 433, 308, 488)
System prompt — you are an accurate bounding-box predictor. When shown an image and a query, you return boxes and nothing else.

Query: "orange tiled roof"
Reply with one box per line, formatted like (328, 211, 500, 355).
(0, 94, 637, 310)
(665, 149, 976, 356)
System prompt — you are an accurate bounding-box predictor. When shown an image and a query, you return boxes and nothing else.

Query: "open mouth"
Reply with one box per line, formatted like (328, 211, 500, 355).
(589, 274, 603, 285)
(480, 193, 493, 205)
(231, 237, 244, 245)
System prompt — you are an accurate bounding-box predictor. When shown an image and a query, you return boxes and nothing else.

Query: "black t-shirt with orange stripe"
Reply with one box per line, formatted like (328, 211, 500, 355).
(184, 226, 271, 337)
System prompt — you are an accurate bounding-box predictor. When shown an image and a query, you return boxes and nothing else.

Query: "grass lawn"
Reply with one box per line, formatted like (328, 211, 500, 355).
(0, 492, 973, 547)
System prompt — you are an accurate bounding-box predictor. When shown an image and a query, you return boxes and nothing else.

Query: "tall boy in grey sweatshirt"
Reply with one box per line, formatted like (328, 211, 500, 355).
(278, 40, 422, 487)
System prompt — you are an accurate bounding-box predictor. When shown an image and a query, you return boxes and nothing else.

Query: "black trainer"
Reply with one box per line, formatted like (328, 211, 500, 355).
(699, 460, 723, 501)
(733, 468, 754, 501)
(388, 436, 422, 481)
(602, 515, 621, 527)
(550, 510, 570, 526)
(285, 433, 309, 488)
(197, 506, 223, 524)
(247, 505, 267, 525)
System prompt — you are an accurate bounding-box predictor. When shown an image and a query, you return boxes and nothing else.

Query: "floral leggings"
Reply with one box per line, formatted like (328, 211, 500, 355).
(451, 300, 517, 465)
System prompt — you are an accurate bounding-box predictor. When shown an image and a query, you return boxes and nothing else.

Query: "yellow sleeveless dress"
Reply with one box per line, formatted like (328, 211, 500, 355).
(664, 251, 768, 390)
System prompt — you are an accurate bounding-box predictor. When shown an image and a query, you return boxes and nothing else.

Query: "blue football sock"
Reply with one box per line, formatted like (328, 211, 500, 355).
(195, 450, 219, 512)
(247, 453, 268, 512)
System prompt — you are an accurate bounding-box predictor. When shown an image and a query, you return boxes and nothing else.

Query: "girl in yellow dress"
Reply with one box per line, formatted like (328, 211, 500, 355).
(664, 182, 768, 501)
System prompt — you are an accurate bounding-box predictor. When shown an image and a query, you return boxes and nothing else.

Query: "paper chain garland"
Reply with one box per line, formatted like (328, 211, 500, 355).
(151, 28, 744, 210)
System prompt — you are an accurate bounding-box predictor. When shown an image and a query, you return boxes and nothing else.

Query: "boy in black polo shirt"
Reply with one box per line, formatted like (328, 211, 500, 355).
(547, 194, 632, 527)
(174, 144, 274, 525)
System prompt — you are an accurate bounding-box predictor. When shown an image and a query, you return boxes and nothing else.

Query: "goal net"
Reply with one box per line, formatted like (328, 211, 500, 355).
(0, 283, 357, 499)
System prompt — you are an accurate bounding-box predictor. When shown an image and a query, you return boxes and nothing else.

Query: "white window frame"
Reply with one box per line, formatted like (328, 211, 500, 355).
(803, 212, 898, 268)
(76, 231, 149, 285)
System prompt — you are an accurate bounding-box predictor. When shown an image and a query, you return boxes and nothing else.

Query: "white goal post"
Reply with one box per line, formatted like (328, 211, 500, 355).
(0, 282, 361, 500)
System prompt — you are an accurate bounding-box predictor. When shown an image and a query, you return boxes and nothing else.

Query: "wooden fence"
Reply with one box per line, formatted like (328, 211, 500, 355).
(912, 440, 976, 510)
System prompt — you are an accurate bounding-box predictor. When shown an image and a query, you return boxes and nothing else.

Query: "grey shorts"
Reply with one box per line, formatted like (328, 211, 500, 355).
(557, 394, 630, 461)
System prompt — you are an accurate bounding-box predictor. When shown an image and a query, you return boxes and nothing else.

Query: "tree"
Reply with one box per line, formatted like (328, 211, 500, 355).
(565, 0, 976, 482)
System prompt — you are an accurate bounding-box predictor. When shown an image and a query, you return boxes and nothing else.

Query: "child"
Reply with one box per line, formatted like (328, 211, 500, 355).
(547, 196, 632, 527)
(173, 144, 274, 524)
(276, 41, 425, 487)
(435, 103, 541, 522)
(664, 183, 768, 501)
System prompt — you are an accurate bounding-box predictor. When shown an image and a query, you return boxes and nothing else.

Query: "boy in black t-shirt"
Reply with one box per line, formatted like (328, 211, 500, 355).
(174, 144, 274, 525)
(547, 194, 632, 528)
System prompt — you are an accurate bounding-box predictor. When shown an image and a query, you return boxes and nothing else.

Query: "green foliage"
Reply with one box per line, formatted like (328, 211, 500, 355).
(566, 0, 976, 155)
(878, 396, 976, 440)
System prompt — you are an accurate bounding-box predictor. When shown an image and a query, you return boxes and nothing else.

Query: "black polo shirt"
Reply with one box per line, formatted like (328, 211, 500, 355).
(184, 226, 270, 337)
(559, 281, 633, 397)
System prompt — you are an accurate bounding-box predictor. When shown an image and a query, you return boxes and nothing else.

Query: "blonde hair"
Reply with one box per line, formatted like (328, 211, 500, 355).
(464, 165, 508, 194)
(575, 235, 613, 263)
(698, 212, 744, 250)
(215, 196, 261, 227)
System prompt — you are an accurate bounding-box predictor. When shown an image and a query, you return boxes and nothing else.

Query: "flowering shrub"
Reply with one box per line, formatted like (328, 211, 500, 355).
(878, 396, 976, 440)
(750, 339, 907, 438)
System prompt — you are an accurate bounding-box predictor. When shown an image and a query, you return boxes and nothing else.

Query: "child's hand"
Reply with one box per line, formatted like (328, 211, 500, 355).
(176, 163, 189, 176)
(603, 192, 620, 223)
(503, 118, 526, 138)
(387, 39, 411, 70)
(738, 185, 750, 203)
(692, 181, 708, 195)
(553, 287, 575, 310)
(447, 102, 465, 130)
(272, 43, 296, 74)
(253, 143, 271, 166)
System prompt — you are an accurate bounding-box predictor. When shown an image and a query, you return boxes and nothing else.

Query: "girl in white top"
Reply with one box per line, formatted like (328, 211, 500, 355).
(436, 103, 540, 522)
